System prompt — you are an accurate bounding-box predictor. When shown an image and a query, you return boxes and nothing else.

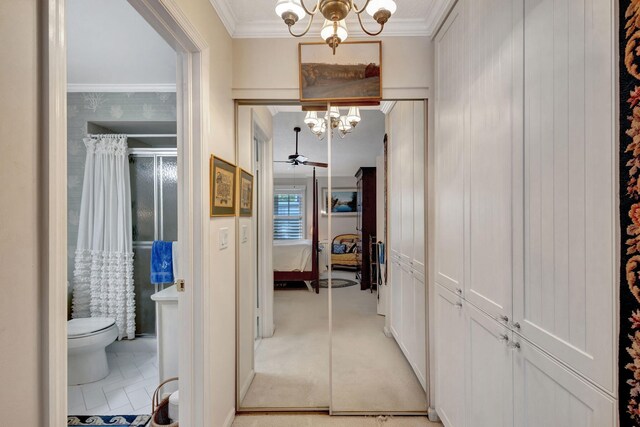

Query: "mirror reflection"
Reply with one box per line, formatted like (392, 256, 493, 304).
(236, 101, 427, 413)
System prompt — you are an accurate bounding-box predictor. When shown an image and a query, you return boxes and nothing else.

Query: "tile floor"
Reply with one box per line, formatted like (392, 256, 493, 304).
(67, 351, 159, 416)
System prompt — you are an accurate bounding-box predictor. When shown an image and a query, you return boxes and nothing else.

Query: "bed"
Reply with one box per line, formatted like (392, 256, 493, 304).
(331, 234, 359, 269)
(273, 169, 320, 293)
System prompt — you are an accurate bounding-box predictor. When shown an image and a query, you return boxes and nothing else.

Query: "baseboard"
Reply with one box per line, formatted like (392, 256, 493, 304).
(223, 407, 236, 427)
(239, 370, 255, 402)
(428, 407, 440, 422)
(383, 326, 392, 338)
(107, 337, 157, 353)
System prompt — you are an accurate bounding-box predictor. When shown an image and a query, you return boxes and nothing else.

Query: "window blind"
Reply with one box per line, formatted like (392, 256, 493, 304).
(273, 187, 305, 240)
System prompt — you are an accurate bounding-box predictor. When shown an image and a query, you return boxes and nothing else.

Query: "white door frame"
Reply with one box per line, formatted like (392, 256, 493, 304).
(44, 0, 210, 425)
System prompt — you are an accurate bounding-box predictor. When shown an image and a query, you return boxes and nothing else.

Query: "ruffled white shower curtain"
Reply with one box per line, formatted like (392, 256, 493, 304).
(72, 135, 135, 340)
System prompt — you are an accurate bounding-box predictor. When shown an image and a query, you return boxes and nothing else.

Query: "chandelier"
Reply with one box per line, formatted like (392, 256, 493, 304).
(275, 0, 398, 53)
(304, 107, 361, 139)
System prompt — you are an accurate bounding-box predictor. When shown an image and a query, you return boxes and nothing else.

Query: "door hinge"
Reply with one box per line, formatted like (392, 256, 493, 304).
(175, 279, 185, 292)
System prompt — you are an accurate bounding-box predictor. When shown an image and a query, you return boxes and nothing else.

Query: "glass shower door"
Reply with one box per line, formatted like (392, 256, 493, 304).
(130, 150, 178, 336)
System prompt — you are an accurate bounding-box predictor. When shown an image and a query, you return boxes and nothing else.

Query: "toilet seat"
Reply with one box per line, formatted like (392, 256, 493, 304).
(68, 317, 116, 338)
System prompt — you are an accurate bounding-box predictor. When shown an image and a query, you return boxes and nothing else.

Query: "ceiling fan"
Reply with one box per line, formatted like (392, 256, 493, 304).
(275, 127, 328, 168)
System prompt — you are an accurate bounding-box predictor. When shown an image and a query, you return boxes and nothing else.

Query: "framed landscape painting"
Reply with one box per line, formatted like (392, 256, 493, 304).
(322, 188, 358, 216)
(299, 41, 382, 103)
(238, 168, 254, 217)
(210, 155, 237, 217)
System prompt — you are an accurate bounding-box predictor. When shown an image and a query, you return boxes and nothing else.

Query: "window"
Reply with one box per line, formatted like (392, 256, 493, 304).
(273, 186, 305, 240)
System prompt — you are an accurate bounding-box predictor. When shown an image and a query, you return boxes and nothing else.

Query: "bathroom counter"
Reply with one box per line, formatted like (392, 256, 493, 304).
(151, 285, 179, 302)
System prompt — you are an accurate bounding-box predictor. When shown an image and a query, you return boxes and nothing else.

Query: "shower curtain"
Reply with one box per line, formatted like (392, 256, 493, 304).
(72, 134, 135, 340)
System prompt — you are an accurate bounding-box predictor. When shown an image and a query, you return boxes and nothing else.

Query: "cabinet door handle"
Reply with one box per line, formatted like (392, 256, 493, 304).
(454, 302, 463, 310)
(455, 288, 463, 295)
(498, 315, 509, 323)
(511, 322, 521, 330)
(509, 341, 521, 350)
(498, 333, 509, 343)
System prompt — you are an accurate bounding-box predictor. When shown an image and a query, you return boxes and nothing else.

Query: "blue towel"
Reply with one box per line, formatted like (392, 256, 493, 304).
(151, 241, 174, 284)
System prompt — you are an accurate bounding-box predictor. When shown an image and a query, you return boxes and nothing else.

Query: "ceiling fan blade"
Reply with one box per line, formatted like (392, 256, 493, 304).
(274, 160, 293, 163)
(303, 161, 328, 168)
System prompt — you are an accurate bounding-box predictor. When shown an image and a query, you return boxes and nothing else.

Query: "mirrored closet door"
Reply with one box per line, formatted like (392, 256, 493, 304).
(328, 100, 428, 413)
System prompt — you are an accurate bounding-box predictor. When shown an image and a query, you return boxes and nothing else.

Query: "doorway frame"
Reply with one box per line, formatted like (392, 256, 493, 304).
(44, 0, 210, 425)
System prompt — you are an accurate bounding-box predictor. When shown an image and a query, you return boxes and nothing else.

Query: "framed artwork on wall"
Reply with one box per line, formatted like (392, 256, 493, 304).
(210, 155, 237, 217)
(322, 187, 358, 216)
(299, 41, 382, 103)
(238, 168, 254, 217)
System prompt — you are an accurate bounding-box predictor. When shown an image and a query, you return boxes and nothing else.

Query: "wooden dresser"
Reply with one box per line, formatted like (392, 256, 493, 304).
(355, 167, 377, 290)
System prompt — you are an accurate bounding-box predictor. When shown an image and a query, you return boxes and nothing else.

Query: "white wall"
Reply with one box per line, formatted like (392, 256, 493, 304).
(232, 37, 434, 100)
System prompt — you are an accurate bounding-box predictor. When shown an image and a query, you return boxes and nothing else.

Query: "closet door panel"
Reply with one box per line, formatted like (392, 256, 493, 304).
(435, 284, 465, 427)
(465, 304, 514, 427)
(390, 257, 402, 339)
(513, 337, 616, 427)
(413, 101, 426, 274)
(400, 263, 414, 357)
(467, 0, 519, 321)
(516, 0, 615, 393)
(434, 2, 466, 295)
(413, 271, 427, 389)
(401, 103, 414, 264)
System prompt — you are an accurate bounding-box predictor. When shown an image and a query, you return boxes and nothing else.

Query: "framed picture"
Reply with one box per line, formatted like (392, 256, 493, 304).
(322, 188, 358, 216)
(299, 41, 382, 103)
(238, 168, 254, 217)
(210, 155, 237, 217)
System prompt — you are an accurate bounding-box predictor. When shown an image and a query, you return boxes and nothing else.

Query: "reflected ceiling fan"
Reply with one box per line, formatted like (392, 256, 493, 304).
(275, 127, 328, 168)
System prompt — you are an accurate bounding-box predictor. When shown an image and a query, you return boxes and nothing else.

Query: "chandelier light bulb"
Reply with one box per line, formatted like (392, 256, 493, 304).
(347, 107, 361, 127)
(338, 116, 352, 134)
(328, 106, 341, 119)
(304, 111, 319, 128)
(365, 0, 396, 24)
(321, 19, 348, 52)
(275, 0, 305, 25)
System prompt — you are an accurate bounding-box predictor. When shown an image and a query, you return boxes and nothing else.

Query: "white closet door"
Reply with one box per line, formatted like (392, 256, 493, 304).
(435, 284, 465, 427)
(465, 304, 513, 427)
(413, 101, 425, 275)
(516, 0, 615, 393)
(466, 0, 520, 322)
(434, 1, 466, 296)
(413, 270, 426, 389)
(401, 102, 414, 264)
(390, 257, 402, 339)
(400, 262, 414, 357)
(513, 337, 616, 427)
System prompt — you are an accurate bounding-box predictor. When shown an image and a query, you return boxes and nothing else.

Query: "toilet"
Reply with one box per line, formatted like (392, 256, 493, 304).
(67, 317, 119, 385)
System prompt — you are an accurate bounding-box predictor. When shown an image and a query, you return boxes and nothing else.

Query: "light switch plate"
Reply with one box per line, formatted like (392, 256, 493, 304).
(219, 227, 229, 250)
(241, 225, 248, 243)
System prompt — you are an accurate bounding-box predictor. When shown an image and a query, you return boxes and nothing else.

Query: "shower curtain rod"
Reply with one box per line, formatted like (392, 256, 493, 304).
(87, 133, 177, 138)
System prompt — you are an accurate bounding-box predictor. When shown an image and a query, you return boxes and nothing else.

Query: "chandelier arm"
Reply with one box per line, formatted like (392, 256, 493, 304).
(300, 0, 320, 16)
(350, 0, 373, 14)
(288, 13, 315, 37)
(357, 12, 385, 36)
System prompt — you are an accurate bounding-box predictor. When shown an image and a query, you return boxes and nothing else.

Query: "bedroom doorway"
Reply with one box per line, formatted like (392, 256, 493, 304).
(235, 100, 429, 415)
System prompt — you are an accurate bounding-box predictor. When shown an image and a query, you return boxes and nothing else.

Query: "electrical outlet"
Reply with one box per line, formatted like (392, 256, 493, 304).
(219, 227, 229, 250)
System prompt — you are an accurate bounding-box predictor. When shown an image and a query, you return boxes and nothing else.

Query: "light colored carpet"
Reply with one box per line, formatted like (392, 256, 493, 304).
(241, 287, 330, 408)
(241, 271, 427, 412)
(232, 414, 440, 427)
(331, 283, 428, 412)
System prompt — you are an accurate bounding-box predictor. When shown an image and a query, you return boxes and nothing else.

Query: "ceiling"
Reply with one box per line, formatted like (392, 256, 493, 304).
(273, 110, 386, 178)
(67, 0, 176, 90)
(210, 0, 455, 38)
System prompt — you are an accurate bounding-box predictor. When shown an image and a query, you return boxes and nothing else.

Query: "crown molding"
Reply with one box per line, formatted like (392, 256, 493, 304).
(267, 106, 279, 116)
(67, 83, 177, 92)
(424, 0, 457, 37)
(208, 0, 237, 36)
(380, 101, 397, 115)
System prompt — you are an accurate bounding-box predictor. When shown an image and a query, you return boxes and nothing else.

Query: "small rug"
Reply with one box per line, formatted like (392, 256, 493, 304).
(318, 278, 358, 288)
(67, 415, 151, 426)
